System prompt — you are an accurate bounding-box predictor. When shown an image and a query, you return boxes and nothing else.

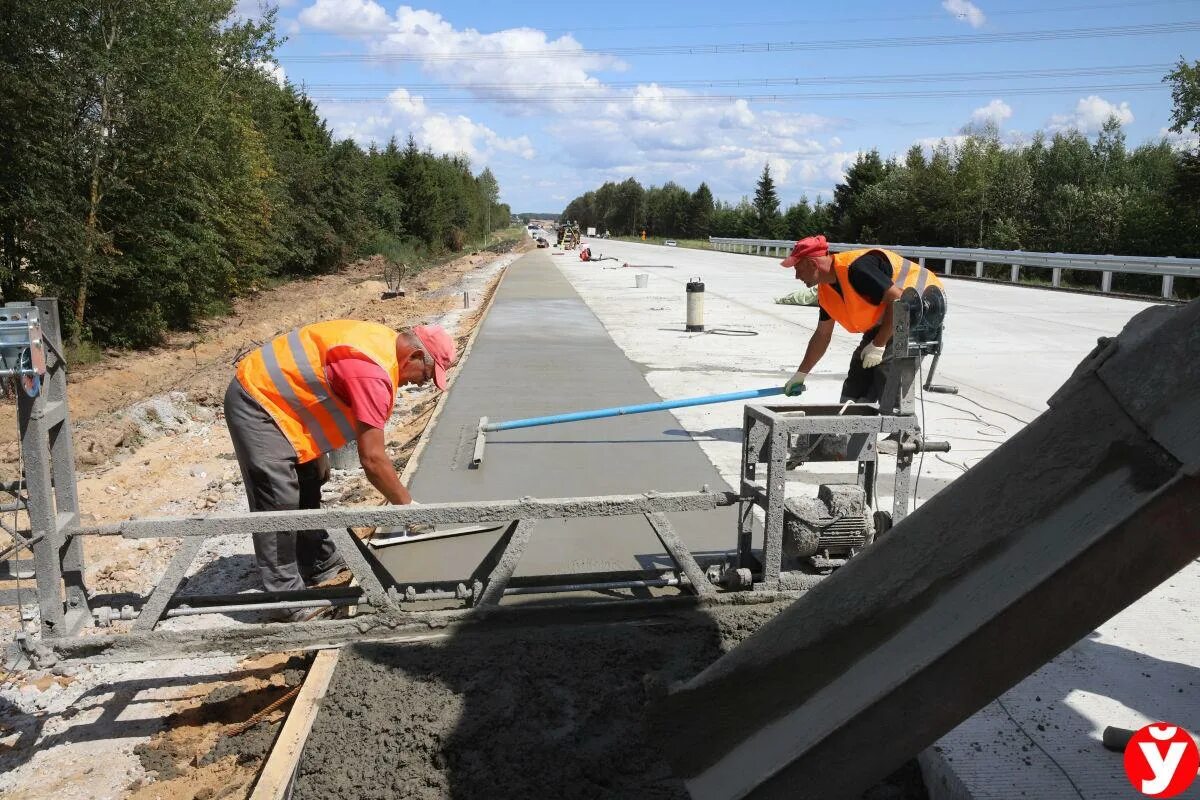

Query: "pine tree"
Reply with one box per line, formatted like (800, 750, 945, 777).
(752, 163, 782, 237)
(688, 183, 714, 239)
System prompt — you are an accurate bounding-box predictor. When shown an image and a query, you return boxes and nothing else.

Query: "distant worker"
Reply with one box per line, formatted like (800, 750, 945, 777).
(225, 321, 456, 619)
(780, 235, 944, 404)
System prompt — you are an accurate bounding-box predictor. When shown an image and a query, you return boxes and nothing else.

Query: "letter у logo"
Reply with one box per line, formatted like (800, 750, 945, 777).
(1123, 723, 1199, 797)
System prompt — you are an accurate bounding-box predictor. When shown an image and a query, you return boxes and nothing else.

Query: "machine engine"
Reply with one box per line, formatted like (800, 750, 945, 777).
(782, 483, 875, 565)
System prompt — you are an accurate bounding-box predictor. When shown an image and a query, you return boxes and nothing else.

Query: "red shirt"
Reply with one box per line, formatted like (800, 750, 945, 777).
(325, 347, 395, 430)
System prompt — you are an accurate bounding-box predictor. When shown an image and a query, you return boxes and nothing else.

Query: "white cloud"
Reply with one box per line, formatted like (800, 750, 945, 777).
(298, 0, 389, 32)
(1160, 126, 1200, 151)
(914, 134, 971, 154)
(320, 89, 535, 163)
(298, 2, 618, 112)
(296, 4, 849, 203)
(942, 0, 986, 28)
(1048, 95, 1134, 134)
(549, 95, 846, 202)
(970, 99, 1012, 126)
(256, 60, 286, 87)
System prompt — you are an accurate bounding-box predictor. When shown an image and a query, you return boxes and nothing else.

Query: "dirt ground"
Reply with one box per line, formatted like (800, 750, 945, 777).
(0, 236, 528, 799)
(296, 605, 926, 800)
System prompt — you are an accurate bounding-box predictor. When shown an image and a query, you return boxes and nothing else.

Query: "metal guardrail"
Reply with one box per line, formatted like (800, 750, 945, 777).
(707, 237, 1200, 299)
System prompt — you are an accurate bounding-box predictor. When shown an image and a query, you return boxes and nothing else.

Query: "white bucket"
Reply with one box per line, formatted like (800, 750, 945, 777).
(635, 273, 649, 288)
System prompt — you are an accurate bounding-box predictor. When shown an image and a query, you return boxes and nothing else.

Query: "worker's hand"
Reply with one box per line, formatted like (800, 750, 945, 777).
(784, 370, 808, 397)
(861, 343, 885, 369)
(402, 500, 435, 535)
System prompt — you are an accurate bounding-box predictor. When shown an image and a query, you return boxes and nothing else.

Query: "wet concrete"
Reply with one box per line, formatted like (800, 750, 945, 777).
(374, 251, 738, 587)
(295, 603, 924, 800)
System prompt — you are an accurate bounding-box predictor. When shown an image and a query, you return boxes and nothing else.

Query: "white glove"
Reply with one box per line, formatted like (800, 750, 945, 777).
(861, 343, 885, 369)
(784, 370, 808, 397)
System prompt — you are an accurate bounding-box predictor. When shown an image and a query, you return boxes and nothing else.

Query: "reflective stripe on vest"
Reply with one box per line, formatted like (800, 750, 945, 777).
(237, 321, 401, 463)
(817, 248, 945, 333)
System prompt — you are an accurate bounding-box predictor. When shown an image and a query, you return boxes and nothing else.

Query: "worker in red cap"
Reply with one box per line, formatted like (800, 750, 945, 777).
(224, 320, 456, 617)
(780, 235, 944, 404)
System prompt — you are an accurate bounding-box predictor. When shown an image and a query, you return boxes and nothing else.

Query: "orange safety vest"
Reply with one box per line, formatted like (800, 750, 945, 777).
(237, 321, 401, 463)
(817, 248, 945, 333)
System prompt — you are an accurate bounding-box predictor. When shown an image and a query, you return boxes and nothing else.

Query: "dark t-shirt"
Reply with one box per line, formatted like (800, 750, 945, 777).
(818, 251, 893, 322)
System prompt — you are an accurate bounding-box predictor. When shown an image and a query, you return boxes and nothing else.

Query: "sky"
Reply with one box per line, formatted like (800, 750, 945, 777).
(237, 0, 1200, 213)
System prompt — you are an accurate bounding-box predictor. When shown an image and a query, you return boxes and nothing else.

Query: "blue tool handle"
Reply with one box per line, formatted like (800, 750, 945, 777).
(482, 386, 787, 433)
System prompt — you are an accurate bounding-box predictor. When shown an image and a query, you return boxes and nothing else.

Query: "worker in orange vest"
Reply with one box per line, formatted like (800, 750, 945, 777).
(779, 235, 944, 404)
(224, 321, 455, 618)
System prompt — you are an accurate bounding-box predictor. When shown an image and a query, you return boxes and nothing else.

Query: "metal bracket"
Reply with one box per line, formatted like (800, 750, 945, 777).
(0, 304, 47, 396)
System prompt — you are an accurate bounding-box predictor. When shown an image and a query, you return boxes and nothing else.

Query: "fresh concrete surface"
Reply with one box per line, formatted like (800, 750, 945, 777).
(374, 250, 735, 587)
(553, 238, 1198, 800)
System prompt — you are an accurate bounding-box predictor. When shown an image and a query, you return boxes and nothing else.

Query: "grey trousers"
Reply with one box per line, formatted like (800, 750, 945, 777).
(224, 379, 346, 593)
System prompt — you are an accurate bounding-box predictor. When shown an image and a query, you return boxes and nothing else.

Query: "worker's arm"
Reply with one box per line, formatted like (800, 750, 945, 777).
(799, 318, 835, 373)
(355, 424, 413, 505)
(871, 286, 904, 347)
(786, 318, 835, 395)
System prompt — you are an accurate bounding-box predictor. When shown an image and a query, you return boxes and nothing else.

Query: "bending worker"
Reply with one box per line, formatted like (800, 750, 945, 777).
(780, 235, 944, 404)
(224, 320, 455, 618)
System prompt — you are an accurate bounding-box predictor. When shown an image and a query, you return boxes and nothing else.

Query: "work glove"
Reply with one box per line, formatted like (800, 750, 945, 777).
(861, 343, 885, 369)
(784, 370, 808, 397)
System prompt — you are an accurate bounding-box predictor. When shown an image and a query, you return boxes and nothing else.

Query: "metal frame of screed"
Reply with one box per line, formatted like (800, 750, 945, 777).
(739, 301, 923, 590)
(5, 302, 745, 665)
(24, 489, 747, 664)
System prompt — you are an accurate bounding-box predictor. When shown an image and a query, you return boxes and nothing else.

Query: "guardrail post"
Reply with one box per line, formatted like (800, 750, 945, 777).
(944, 260, 952, 276)
(918, 257, 925, 269)
(1163, 275, 1175, 299)
(1101, 271, 1113, 292)
(975, 261, 983, 278)
(1010, 264, 1020, 283)
(1052, 267, 1062, 288)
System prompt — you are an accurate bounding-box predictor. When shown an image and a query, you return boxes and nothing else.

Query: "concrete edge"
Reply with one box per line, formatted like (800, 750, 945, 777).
(400, 256, 514, 484)
(917, 745, 974, 800)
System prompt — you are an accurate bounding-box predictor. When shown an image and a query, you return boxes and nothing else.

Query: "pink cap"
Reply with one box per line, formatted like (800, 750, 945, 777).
(411, 325, 456, 390)
(780, 235, 829, 268)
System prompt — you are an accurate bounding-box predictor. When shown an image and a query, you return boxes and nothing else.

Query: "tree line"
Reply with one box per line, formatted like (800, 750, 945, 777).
(562, 61, 1200, 285)
(1, 1, 510, 348)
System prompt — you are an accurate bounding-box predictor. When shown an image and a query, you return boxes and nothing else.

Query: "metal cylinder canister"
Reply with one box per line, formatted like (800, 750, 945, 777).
(686, 277, 705, 331)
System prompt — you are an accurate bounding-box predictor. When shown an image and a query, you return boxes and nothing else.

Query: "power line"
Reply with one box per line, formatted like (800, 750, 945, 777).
(281, 0, 1199, 38)
(304, 82, 1168, 104)
(299, 64, 1173, 97)
(283, 21, 1200, 62)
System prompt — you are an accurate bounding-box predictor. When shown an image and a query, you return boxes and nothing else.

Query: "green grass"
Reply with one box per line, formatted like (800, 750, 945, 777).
(609, 235, 712, 250)
(65, 339, 105, 367)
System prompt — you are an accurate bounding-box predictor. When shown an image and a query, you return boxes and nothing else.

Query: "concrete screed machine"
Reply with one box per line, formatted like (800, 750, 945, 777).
(4, 284, 1198, 800)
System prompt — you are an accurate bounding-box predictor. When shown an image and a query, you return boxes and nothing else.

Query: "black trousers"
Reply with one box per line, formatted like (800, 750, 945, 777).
(224, 379, 346, 593)
(841, 326, 892, 405)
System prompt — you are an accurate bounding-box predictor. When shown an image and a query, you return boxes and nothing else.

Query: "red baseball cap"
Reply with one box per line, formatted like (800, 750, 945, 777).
(780, 235, 829, 268)
(411, 324, 456, 390)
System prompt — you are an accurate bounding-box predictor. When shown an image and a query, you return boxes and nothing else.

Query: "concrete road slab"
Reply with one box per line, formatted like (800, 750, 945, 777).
(554, 240, 1195, 800)
(557, 240, 1158, 502)
(374, 251, 737, 587)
